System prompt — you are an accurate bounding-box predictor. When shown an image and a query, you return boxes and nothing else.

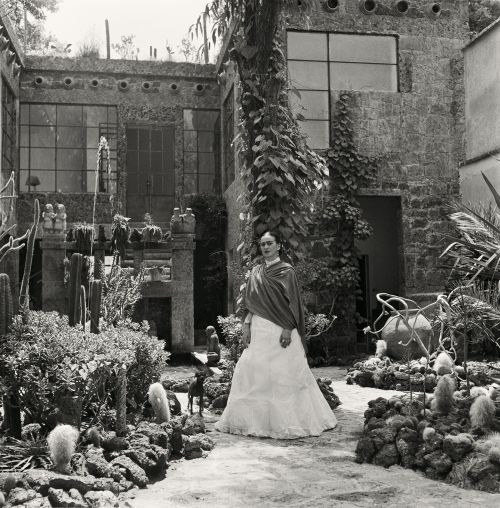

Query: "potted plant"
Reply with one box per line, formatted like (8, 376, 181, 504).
(142, 213, 163, 244)
(73, 223, 95, 254)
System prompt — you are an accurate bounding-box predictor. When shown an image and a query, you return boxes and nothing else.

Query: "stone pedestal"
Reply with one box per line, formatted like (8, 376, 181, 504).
(170, 233, 195, 354)
(41, 233, 67, 314)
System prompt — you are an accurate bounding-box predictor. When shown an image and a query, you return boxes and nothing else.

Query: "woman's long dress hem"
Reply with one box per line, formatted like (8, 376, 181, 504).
(214, 315, 337, 440)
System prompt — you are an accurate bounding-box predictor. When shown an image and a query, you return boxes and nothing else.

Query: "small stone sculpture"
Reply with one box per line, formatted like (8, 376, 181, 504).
(54, 204, 67, 233)
(170, 207, 196, 234)
(42, 204, 55, 232)
(206, 325, 220, 365)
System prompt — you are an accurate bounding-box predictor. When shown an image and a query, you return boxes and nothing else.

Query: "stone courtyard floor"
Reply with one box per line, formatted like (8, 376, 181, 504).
(126, 367, 500, 508)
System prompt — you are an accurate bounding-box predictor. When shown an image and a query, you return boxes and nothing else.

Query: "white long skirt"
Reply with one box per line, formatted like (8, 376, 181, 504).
(215, 315, 337, 439)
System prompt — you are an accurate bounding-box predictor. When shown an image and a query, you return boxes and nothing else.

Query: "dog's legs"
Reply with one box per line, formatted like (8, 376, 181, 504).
(199, 394, 203, 416)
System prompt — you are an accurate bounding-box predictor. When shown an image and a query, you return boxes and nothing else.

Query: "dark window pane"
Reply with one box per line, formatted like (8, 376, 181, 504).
(139, 129, 149, 150)
(20, 126, 29, 147)
(107, 107, 117, 123)
(184, 131, 197, 152)
(57, 105, 82, 125)
(288, 61, 328, 90)
(20, 170, 55, 192)
(57, 127, 83, 147)
(86, 128, 100, 149)
(199, 173, 215, 193)
(85, 106, 108, 126)
(198, 131, 214, 152)
(20, 104, 29, 124)
(57, 149, 83, 170)
(297, 120, 329, 149)
(30, 148, 55, 170)
(29, 104, 56, 125)
(30, 126, 56, 147)
(184, 153, 197, 173)
(151, 130, 162, 151)
(127, 150, 139, 172)
(20, 147, 29, 169)
(199, 152, 215, 173)
(329, 62, 397, 91)
(139, 151, 151, 170)
(329, 34, 396, 64)
(87, 149, 98, 171)
(184, 173, 196, 194)
(127, 129, 138, 150)
(151, 152, 163, 172)
(287, 32, 327, 61)
(57, 171, 83, 192)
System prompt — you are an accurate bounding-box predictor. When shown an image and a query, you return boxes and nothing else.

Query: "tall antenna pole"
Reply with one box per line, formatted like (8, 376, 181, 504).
(105, 19, 110, 59)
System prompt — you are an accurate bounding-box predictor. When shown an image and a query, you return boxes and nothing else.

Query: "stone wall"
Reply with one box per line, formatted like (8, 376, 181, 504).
(223, 0, 469, 299)
(18, 56, 218, 232)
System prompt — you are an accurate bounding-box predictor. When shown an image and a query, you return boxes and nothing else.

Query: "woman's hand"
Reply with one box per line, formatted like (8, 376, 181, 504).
(280, 329, 292, 348)
(241, 322, 251, 348)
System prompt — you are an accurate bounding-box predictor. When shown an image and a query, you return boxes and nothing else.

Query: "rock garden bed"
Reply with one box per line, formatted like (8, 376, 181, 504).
(0, 414, 214, 507)
(355, 380, 500, 493)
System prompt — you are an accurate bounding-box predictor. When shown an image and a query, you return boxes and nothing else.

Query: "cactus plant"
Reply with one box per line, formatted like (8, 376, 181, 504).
(80, 285, 87, 327)
(19, 199, 40, 311)
(89, 279, 102, 334)
(68, 253, 83, 327)
(116, 367, 127, 437)
(0, 273, 13, 335)
(47, 424, 80, 474)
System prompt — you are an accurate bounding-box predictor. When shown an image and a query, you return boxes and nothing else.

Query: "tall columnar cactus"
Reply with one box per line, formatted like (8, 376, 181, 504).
(19, 199, 40, 311)
(89, 280, 102, 334)
(0, 273, 13, 335)
(80, 285, 87, 328)
(68, 253, 83, 327)
(115, 367, 127, 437)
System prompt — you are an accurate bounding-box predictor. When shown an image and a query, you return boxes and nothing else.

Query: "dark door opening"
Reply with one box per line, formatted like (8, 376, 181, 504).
(133, 297, 172, 349)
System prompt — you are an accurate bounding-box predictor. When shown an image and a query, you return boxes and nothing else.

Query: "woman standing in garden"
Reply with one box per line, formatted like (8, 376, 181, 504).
(215, 231, 337, 439)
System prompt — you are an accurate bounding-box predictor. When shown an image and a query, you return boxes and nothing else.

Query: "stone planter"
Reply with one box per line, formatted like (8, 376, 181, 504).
(381, 310, 435, 360)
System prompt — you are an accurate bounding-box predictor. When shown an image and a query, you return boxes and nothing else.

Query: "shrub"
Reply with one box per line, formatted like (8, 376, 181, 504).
(0, 311, 169, 427)
(217, 314, 244, 362)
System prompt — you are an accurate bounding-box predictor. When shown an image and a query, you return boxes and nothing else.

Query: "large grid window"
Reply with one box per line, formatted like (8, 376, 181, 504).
(19, 104, 117, 193)
(2, 79, 16, 173)
(126, 125, 175, 221)
(287, 31, 398, 149)
(223, 87, 235, 190)
(183, 109, 220, 195)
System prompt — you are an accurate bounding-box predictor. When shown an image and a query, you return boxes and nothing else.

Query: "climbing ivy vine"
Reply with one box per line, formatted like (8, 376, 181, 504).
(297, 93, 378, 326)
(193, 0, 327, 262)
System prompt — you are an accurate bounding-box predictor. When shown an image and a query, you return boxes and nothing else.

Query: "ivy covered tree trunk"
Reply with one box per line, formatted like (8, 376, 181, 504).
(214, 0, 326, 259)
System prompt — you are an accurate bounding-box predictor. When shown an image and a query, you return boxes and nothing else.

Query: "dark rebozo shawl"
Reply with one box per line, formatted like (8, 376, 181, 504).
(244, 260, 307, 353)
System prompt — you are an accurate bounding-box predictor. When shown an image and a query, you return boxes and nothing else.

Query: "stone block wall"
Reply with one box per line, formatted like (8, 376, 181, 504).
(223, 0, 469, 300)
(17, 56, 219, 233)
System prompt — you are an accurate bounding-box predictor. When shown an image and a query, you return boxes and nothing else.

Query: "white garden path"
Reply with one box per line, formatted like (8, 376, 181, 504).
(126, 367, 500, 508)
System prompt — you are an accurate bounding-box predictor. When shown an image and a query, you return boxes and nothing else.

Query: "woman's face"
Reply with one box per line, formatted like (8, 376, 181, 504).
(260, 232, 280, 261)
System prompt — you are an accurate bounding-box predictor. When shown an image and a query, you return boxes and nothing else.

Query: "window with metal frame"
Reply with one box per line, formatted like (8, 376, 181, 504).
(287, 31, 398, 149)
(19, 103, 117, 193)
(183, 109, 221, 195)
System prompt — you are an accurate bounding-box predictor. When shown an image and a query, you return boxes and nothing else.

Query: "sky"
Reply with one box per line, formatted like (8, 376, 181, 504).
(43, 0, 213, 61)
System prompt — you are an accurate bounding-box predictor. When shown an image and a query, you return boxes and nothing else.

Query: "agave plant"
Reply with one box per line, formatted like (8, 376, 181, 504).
(441, 172, 500, 283)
